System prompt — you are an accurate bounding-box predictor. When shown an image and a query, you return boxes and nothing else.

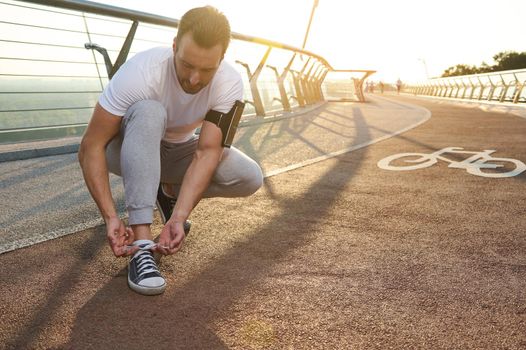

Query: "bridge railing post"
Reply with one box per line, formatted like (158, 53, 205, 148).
(498, 75, 511, 102)
(300, 58, 314, 105)
(315, 67, 329, 101)
(453, 80, 461, 98)
(235, 47, 272, 117)
(1, 0, 384, 146)
(513, 79, 525, 104)
(290, 69, 306, 107)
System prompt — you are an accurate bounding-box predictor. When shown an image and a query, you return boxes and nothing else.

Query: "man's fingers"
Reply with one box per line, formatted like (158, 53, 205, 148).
(116, 245, 138, 257)
(142, 221, 186, 256)
(167, 237, 184, 254)
(155, 245, 169, 255)
(118, 221, 126, 235)
(123, 245, 139, 256)
(105, 219, 135, 257)
(155, 240, 173, 255)
(154, 241, 181, 256)
(108, 235, 138, 257)
(124, 227, 135, 245)
(169, 235, 184, 250)
(109, 230, 125, 248)
(110, 245, 124, 257)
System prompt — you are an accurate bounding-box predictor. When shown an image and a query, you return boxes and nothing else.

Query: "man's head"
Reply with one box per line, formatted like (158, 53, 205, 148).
(173, 6, 231, 94)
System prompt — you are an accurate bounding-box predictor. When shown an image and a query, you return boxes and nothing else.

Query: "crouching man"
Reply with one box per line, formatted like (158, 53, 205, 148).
(78, 6, 263, 295)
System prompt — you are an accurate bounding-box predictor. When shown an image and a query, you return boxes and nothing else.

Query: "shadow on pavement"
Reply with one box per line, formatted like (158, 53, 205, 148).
(3, 96, 526, 348)
(63, 107, 371, 349)
(5, 226, 107, 350)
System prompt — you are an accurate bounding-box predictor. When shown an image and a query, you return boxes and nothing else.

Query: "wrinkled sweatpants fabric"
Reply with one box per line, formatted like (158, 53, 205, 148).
(106, 100, 263, 225)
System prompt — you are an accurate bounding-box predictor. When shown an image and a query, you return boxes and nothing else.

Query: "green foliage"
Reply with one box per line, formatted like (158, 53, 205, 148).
(441, 51, 526, 77)
(493, 51, 526, 71)
(442, 64, 480, 77)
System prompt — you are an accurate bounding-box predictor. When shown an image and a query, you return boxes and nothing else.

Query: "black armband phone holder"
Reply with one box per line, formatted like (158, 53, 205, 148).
(204, 100, 245, 148)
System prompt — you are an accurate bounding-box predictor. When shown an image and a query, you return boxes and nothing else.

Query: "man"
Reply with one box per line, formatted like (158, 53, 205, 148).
(78, 6, 263, 296)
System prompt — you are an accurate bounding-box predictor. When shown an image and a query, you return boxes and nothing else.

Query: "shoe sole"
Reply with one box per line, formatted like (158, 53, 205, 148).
(128, 277, 166, 296)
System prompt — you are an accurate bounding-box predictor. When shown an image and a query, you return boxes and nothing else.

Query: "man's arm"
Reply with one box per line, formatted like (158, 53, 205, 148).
(156, 119, 223, 254)
(78, 103, 137, 256)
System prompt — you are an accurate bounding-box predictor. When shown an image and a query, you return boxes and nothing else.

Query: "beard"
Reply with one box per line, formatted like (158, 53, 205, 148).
(179, 78, 206, 94)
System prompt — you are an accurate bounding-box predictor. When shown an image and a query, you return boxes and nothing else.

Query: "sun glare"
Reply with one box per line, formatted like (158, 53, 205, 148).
(94, 0, 526, 83)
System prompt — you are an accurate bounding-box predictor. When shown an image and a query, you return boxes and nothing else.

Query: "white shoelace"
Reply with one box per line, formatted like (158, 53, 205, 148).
(133, 249, 160, 278)
(127, 243, 170, 251)
(132, 243, 157, 251)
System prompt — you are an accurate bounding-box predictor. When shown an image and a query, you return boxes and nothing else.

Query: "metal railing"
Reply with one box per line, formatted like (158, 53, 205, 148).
(0, 0, 374, 145)
(405, 69, 526, 104)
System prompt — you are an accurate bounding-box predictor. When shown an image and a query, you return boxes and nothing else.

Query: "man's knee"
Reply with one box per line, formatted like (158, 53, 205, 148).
(212, 150, 263, 197)
(124, 100, 167, 133)
(108, 100, 167, 175)
(242, 162, 264, 196)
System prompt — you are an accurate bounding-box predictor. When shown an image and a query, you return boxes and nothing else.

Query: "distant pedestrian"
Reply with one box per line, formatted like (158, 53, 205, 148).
(396, 79, 402, 94)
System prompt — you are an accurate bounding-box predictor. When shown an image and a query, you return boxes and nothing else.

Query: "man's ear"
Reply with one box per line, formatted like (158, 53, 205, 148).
(172, 39, 177, 51)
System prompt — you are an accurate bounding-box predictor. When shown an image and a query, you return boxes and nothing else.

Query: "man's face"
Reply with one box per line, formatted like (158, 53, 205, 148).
(173, 32, 223, 94)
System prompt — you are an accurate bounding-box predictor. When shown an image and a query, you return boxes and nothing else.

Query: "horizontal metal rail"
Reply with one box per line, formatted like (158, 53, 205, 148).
(21, 0, 333, 69)
(0, 0, 372, 146)
(405, 69, 526, 104)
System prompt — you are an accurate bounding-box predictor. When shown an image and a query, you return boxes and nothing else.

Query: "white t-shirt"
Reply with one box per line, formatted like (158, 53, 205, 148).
(99, 47, 243, 143)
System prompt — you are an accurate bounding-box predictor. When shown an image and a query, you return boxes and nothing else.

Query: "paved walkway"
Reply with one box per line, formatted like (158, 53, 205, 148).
(0, 97, 428, 254)
(1, 95, 525, 349)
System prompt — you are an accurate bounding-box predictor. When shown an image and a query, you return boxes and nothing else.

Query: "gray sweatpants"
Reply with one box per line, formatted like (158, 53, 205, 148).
(106, 100, 263, 225)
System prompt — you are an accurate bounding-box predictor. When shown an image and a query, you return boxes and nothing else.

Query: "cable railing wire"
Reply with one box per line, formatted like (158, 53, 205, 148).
(0, 106, 94, 113)
(0, 57, 95, 64)
(0, 0, 373, 146)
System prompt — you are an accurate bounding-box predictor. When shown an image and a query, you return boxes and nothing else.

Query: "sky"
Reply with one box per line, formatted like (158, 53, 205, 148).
(96, 0, 526, 83)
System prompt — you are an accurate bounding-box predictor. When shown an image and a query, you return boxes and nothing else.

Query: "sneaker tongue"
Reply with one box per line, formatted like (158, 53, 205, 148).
(131, 240, 155, 258)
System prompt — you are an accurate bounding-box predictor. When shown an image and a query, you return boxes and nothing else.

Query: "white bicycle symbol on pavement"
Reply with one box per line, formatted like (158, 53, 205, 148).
(377, 147, 526, 178)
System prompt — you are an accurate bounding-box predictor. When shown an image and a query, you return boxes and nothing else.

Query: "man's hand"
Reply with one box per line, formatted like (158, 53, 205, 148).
(155, 220, 186, 255)
(106, 217, 138, 257)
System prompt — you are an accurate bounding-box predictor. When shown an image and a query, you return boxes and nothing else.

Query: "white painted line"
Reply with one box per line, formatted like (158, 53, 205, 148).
(0, 99, 431, 255)
(263, 100, 431, 178)
(377, 147, 526, 178)
(0, 218, 105, 254)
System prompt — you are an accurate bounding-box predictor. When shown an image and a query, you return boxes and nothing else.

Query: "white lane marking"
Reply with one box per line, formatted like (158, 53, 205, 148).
(264, 100, 431, 178)
(0, 99, 431, 254)
(378, 147, 526, 178)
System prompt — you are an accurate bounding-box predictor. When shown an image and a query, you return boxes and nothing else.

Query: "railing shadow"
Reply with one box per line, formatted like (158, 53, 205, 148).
(5, 226, 108, 350)
(0, 173, 124, 255)
(237, 104, 360, 167)
(4, 93, 525, 348)
(234, 104, 354, 198)
(3, 97, 433, 348)
(0, 155, 76, 189)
